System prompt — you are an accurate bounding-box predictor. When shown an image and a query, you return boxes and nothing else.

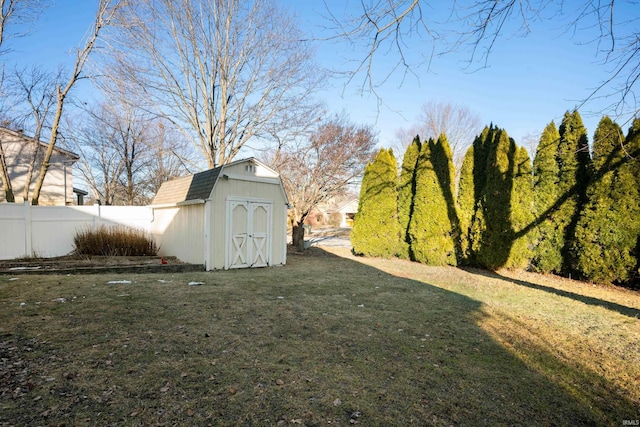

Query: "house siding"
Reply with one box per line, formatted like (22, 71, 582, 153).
(0, 128, 78, 205)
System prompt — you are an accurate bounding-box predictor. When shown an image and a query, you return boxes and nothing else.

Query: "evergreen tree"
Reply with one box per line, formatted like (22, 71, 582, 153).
(430, 134, 462, 263)
(458, 125, 494, 265)
(628, 119, 640, 286)
(573, 117, 640, 284)
(456, 144, 475, 263)
(397, 136, 421, 259)
(408, 136, 457, 265)
(351, 148, 401, 257)
(474, 128, 517, 269)
(459, 125, 533, 269)
(531, 111, 591, 275)
(531, 122, 562, 272)
(557, 110, 591, 274)
(506, 146, 534, 269)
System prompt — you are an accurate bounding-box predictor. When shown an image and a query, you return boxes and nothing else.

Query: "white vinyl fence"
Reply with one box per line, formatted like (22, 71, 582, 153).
(0, 203, 154, 259)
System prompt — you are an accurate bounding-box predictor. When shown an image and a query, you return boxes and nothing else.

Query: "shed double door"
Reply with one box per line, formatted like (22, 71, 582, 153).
(227, 200, 272, 269)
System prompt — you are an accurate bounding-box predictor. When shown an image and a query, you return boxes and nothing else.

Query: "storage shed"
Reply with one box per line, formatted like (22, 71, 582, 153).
(151, 158, 289, 270)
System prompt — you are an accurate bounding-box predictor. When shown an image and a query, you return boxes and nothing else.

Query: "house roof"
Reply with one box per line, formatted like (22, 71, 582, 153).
(151, 157, 286, 206)
(151, 167, 222, 205)
(335, 199, 359, 214)
(0, 126, 80, 161)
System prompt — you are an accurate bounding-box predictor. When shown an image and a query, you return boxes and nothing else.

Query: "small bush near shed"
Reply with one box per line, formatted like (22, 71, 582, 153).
(73, 225, 158, 256)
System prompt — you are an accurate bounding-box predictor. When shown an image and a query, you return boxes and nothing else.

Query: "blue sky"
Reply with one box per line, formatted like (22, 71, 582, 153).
(285, 1, 639, 148)
(3, 0, 638, 152)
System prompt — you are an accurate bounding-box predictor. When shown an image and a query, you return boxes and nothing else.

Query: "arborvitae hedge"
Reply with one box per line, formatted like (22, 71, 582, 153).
(457, 125, 533, 269)
(531, 111, 591, 275)
(456, 144, 475, 263)
(531, 121, 562, 273)
(350, 113, 637, 288)
(459, 126, 495, 265)
(573, 117, 640, 284)
(474, 128, 518, 269)
(397, 136, 421, 259)
(557, 110, 591, 275)
(628, 119, 640, 287)
(430, 134, 462, 263)
(505, 146, 534, 269)
(408, 136, 457, 265)
(351, 148, 401, 258)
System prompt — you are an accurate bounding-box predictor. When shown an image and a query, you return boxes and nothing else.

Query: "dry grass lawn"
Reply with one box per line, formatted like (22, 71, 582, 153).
(1, 246, 639, 426)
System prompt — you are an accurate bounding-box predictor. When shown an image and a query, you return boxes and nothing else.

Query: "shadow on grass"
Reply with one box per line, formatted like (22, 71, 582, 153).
(283, 249, 636, 425)
(464, 267, 640, 319)
(0, 248, 637, 426)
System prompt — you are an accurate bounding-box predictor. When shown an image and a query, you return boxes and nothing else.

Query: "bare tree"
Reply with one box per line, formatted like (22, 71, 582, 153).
(67, 101, 192, 205)
(394, 101, 482, 172)
(327, 1, 639, 116)
(521, 130, 542, 160)
(104, 0, 325, 169)
(69, 111, 124, 205)
(139, 119, 195, 199)
(0, 132, 12, 201)
(30, 0, 123, 205)
(5, 66, 63, 201)
(265, 114, 377, 250)
(0, 0, 49, 202)
(0, 0, 46, 51)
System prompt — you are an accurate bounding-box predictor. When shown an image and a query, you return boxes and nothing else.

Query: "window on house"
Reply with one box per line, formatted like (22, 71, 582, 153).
(245, 164, 255, 173)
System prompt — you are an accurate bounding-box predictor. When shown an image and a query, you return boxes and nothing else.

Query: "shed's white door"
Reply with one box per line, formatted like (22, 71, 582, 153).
(227, 200, 272, 269)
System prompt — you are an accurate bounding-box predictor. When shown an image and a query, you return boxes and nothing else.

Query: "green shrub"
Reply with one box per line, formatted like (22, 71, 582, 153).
(351, 148, 401, 258)
(531, 111, 591, 275)
(73, 225, 158, 256)
(531, 121, 562, 273)
(458, 126, 533, 269)
(408, 136, 458, 266)
(573, 117, 640, 284)
(506, 146, 534, 269)
(457, 144, 475, 263)
(473, 128, 518, 269)
(397, 136, 422, 259)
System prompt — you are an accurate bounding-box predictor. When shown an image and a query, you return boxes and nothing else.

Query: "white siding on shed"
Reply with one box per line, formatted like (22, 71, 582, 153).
(152, 204, 205, 265)
(150, 157, 288, 270)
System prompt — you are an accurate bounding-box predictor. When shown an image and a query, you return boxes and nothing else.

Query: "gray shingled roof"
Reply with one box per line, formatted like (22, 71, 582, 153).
(152, 167, 222, 205)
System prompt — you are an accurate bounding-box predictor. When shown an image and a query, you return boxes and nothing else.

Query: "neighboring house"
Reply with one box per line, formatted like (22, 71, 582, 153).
(305, 197, 359, 228)
(330, 199, 359, 227)
(0, 126, 81, 205)
(151, 157, 289, 270)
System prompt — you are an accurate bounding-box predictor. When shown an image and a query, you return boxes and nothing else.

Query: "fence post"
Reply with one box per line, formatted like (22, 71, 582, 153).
(23, 201, 32, 257)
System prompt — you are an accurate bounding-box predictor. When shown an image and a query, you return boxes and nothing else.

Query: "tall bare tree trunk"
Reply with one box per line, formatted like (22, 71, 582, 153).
(292, 223, 305, 252)
(0, 140, 15, 202)
(31, 87, 65, 205)
(31, 0, 120, 205)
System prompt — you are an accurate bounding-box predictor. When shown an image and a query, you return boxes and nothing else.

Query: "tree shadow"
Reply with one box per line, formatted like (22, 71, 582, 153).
(474, 130, 517, 268)
(515, 126, 638, 275)
(430, 137, 464, 262)
(478, 269, 640, 319)
(286, 248, 638, 425)
(456, 121, 639, 285)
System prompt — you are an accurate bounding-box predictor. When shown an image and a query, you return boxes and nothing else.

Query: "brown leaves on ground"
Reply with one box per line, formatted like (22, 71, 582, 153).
(0, 335, 39, 401)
